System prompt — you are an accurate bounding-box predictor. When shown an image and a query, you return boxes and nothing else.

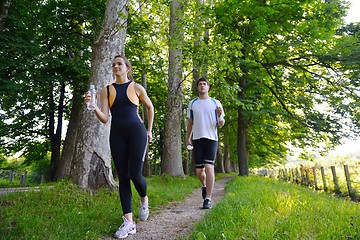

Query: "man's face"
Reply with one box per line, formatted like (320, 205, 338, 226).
(197, 81, 209, 94)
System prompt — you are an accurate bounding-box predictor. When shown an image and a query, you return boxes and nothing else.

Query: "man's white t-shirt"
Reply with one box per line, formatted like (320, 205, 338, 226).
(187, 97, 225, 141)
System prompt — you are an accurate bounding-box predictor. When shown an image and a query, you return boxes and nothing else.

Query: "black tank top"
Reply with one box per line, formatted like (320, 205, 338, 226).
(110, 81, 142, 126)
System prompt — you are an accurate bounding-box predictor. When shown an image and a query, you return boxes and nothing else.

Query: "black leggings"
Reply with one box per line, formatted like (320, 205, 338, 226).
(110, 123, 148, 215)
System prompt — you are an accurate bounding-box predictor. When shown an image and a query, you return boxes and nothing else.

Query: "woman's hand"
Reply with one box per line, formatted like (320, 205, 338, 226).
(147, 131, 153, 143)
(84, 91, 91, 104)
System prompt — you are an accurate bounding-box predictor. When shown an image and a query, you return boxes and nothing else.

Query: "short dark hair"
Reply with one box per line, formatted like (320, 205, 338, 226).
(196, 77, 210, 87)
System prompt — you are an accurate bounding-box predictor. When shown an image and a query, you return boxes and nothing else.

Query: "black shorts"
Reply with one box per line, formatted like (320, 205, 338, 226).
(192, 138, 218, 168)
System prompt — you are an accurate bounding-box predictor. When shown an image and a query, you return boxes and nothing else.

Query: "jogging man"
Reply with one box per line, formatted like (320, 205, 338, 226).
(186, 77, 225, 209)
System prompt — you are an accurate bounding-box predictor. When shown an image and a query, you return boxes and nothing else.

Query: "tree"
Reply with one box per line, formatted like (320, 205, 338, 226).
(125, 1, 169, 175)
(0, 0, 11, 32)
(65, 0, 128, 189)
(161, 0, 185, 176)
(208, 0, 358, 175)
(0, 0, 103, 181)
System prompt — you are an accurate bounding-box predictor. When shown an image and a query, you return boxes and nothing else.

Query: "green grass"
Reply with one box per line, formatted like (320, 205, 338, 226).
(0, 175, 199, 240)
(0, 178, 21, 187)
(1, 174, 359, 240)
(184, 175, 360, 240)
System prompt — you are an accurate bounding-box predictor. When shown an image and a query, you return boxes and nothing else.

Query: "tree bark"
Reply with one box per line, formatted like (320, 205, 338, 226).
(189, 0, 209, 175)
(70, 0, 128, 190)
(49, 82, 65, 181)
(191, 0, 209, 95)
(161, 0, 185, 177)
(0, 0, 11, 32)
(57, 81, 83, 180)
(237, 105, 250, 176)
(215, 147, 225, 173)
(237, 73, 250, 176)
(224, 138, 233, 173)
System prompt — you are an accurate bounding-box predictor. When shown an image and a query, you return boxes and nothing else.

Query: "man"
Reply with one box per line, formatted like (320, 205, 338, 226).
(186, 77, 225, 209)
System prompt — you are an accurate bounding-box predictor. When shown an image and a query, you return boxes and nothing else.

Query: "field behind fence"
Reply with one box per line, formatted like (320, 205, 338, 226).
(255, 163, 360, 201)
(0, 169, 45, 187)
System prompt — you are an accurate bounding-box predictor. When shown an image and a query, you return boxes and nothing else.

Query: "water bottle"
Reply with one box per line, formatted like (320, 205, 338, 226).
(87, 84, 96, 111)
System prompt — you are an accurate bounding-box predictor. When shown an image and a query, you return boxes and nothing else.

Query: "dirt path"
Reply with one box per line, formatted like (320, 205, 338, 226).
(102, 176, 233, 240)
(0, 186, 54, 195)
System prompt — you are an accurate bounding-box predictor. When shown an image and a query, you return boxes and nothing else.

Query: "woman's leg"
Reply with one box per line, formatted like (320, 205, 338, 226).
(128, 124, 148, 197)
(110, 128, 133, 221)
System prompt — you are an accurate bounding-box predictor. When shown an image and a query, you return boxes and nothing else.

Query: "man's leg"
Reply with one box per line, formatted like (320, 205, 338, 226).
(204, 163, 215, 199)
(196, 167, 206, 187)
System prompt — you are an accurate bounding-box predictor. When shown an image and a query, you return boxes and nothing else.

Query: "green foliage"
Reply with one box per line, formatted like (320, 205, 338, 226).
(186, 176, 360, 239)
(193, 0, 360, 167)
(26, 155, 51, 184)
(0, 153, 5, 168)
(0, 0, 106, 176)
(21, 141, 50, 166)
(1, 0, 359, 176)
(126, 1, 170, 166)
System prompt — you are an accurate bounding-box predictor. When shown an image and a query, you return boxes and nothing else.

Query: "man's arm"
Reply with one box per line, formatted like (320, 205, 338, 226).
(217, 117, 225, 127)
(216, 106, 225, 127)
(186, 118, 193, 146)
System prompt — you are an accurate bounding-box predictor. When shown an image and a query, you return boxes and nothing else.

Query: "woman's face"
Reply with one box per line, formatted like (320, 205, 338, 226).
(112, 57, 129, 77)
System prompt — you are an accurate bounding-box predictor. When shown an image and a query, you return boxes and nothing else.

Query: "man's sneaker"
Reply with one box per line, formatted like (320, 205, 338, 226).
(203, 198, 212, 209)
(139, 202, 149, 221)
(201, 186, 206, 199)
(114, 216, 136, 239)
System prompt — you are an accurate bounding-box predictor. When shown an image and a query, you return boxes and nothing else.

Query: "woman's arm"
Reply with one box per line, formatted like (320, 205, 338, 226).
(92, 87, 110, 124)
(135, 84, 154, 141)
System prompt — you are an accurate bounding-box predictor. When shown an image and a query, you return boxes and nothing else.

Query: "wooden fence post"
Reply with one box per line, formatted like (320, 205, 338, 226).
(20, 175, 24, 186)
(331, 166, 340, 193)
(295, 168, 300, 184)
(312, 167, 318, 190)
(24, 170, 27, 186)
(305, 170, 310, 186)
(344, 165, 355, 200)
(9, 170, 13, 184)
(301, 168, 306, 184)
(320, 167, 327, 191)
(20, 170, 27, 186)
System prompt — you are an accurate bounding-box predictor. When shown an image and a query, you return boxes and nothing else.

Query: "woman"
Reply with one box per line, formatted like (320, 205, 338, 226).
(85, 55, 154, 239)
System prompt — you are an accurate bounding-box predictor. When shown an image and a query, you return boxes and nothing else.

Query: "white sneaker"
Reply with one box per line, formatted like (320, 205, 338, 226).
(139, 201, 149, 221)
(114, 216, 136, 239)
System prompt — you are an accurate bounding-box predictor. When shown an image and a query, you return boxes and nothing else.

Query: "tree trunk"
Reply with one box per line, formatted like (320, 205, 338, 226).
(223, 131, 233, 173)
(237, 108, 250, 176)
(189, 0, 209, 175)
(70, 0, 128, 190)
(0, 0, 11, 32)
(191, 0, 209, 95)
(215, 147, 225, 173)
(49, 82, 65, 181)
(161, 0, 185, 177)
(237, 71, 250, 176)
(57, 81, 84, 180)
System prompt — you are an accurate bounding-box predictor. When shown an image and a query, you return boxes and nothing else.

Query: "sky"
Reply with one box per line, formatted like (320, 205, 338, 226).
(344, 0, 360, 23)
